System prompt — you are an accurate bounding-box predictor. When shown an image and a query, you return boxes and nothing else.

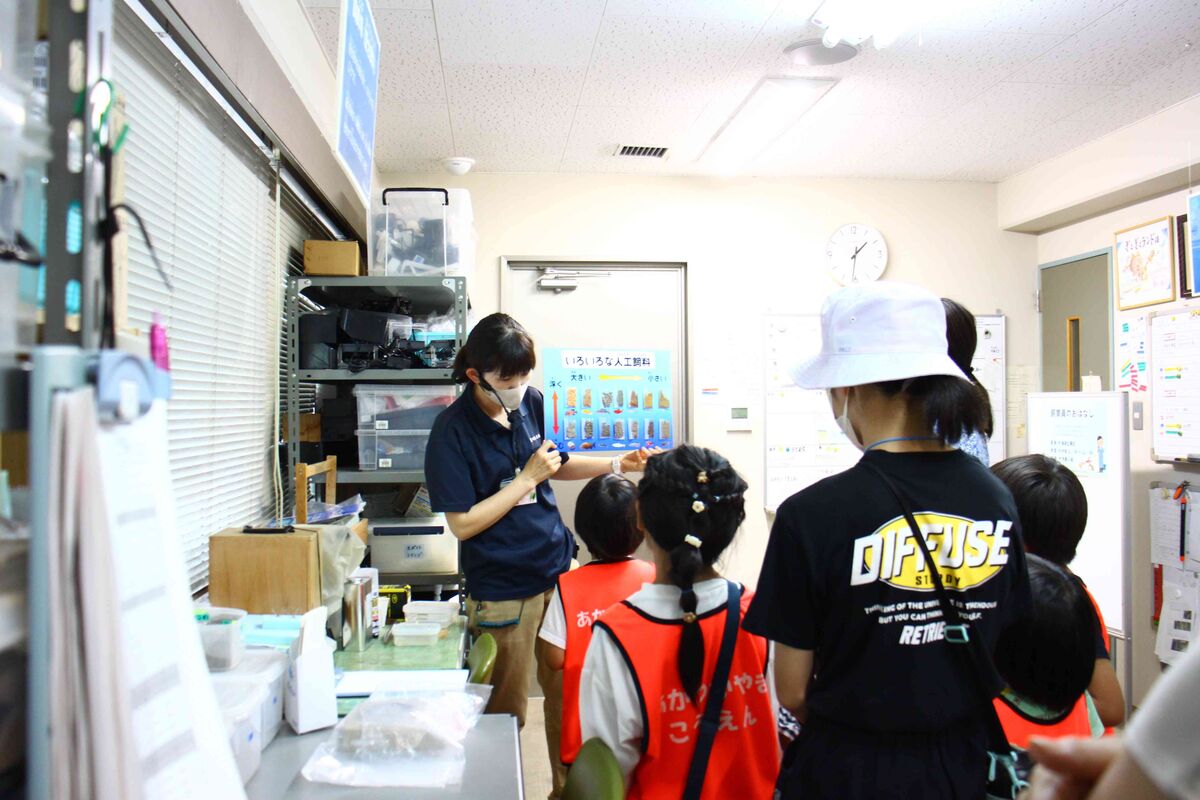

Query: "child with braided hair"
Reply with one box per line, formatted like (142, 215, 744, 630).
(578, 445, 780, 799)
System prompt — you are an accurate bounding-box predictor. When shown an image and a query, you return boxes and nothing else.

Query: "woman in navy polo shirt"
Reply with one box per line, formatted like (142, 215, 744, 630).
(425, 313, 652, 796)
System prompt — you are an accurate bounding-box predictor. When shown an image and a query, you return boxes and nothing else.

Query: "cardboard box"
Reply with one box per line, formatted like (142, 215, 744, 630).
(209, 528, 322, 614)
(303, 240, 361, 277)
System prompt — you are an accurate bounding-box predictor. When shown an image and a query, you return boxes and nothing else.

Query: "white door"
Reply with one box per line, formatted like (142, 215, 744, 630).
(501, 260, 688, 563)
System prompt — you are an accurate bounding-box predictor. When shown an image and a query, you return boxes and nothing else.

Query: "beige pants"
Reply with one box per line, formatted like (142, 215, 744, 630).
(467, 589, 567, 798)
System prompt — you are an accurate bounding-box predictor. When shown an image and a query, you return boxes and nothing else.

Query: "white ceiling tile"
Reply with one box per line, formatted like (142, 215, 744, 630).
(449, 103, 575, 171)
(1009, 0, 1200, 85)
(373, 102, 454, 171)
(604, 0, 780, 24)
(374, 9, 446, 105)
(579, 14, 763, 107)
(305, 7, 340, 67)
(560, 104, 700, 170)
(375, 0, 433, 9)
(433, 0, 606, 67)
(949, 81, 1122, 141)
(927, 0, 1124, 35)
(444, 64, 585, 109)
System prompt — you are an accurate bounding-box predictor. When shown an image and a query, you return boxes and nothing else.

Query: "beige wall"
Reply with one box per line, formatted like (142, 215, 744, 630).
(381, 171, 1039, 587)
(1039, 189, 1200, 706)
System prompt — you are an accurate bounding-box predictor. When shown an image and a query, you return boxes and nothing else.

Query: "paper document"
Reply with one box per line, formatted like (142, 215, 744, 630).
(1155, 566, 1198, 666)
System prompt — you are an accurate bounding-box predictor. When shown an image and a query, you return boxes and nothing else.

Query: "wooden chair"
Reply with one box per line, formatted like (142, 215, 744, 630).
(562, 738, 625, 800)
(295, 456, 337, 524)
(467, 632, 497, 685)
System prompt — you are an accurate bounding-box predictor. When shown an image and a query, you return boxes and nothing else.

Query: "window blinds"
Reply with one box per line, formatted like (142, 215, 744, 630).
(113, 2, 327, 590)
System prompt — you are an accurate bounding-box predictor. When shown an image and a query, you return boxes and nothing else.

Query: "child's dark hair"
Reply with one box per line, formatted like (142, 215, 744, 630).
(994, 554, 1096, 712)
(636, 445, 748, 705)
(451, 313, 536, 384)
(873, 373, 990, 446)
(991, 454, 1088, 565)
(942, 297, 994, 437)
(575, 474, 641, 561)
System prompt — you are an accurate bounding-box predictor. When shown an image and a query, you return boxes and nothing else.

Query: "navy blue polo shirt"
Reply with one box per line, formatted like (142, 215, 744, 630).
(425, 385, 573, 601)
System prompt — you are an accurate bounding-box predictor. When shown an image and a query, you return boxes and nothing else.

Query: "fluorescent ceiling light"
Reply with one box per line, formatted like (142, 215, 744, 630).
(811, 0, 956, 50)
(698, 77, 837, 175)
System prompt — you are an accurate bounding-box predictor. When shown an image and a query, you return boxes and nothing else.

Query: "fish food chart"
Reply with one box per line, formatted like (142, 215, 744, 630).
(543, 348, 675, 452)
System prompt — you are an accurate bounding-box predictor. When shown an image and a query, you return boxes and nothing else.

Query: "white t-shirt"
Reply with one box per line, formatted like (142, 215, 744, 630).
(1127, 647, 1200, 800)
(538, 586, 567, 649)
(578, 578, 776, 782)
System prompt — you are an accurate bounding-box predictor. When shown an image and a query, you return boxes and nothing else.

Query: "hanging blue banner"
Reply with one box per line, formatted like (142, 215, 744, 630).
(335, 0, 380, 203)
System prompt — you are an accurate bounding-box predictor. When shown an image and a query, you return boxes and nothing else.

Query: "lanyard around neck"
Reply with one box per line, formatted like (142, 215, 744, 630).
(863, 435, 940, 452)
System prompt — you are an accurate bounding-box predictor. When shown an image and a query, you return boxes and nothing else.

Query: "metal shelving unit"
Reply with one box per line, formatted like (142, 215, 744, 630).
(284, 274, 468, 500)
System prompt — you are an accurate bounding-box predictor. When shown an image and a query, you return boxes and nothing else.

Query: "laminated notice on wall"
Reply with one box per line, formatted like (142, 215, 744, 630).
(543, 348, 675, 453)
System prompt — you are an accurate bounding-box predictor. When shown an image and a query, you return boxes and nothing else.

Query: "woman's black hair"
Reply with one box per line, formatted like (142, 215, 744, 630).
(942, 298, 994, 437)
(991, 454, 1088, 565)
(575, 474, 641, 561)
(450, 313, 536, 384)
(874, 373, 990, 446)
(993, 554, 1096, 712)
(636, 445, 748, 705)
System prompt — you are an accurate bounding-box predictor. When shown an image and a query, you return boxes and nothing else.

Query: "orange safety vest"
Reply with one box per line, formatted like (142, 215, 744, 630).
(559, 558, 657, 765)
(594, 588, 779, 800)
(994, 693, 1092, 749)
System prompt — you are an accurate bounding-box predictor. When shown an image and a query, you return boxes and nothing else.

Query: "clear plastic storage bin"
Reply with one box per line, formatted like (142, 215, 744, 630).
(212, 647, 289, 748)
(214, 678, 267, 783)
(197, 607, 246, 671)
(352, 384, 455, 432)
(390, 622, 441, 647)
(369, 188, 475, 278)
(356, 429, 432, 471)
(368, 516, 459, 575)
(402, 599, 458, 630)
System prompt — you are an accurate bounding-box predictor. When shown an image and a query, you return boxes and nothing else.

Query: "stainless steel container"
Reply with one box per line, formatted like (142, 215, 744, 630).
(341, 575, 372, 652)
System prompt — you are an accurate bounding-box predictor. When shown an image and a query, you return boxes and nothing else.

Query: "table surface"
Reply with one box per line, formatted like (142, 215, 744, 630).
(334, 618, 467, 673)
(246, 714, 524, 800)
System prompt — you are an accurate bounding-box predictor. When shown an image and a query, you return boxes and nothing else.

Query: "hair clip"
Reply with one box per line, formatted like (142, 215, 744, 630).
(691, 500, 706, 513)
(697, 470, 709, 484)
(684, 534, 703, 548)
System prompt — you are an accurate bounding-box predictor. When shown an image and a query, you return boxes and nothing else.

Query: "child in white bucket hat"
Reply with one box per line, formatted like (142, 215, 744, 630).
(745, 281, 1032, 800)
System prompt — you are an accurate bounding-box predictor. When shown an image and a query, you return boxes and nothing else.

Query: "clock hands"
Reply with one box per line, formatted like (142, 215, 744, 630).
(849, 240, 867, 281)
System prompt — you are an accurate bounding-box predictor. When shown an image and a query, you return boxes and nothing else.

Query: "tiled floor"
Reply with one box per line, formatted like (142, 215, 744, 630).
(520, 697, 554, 800)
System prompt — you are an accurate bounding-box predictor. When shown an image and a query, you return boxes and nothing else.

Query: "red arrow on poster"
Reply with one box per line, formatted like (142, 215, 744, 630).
(552, 392, 559, 434)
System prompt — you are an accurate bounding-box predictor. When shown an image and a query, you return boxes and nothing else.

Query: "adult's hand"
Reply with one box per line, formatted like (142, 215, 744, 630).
(620, 447, 662, 474)
(522, 440, 563, 486)
(1022, 736, 1122, 800)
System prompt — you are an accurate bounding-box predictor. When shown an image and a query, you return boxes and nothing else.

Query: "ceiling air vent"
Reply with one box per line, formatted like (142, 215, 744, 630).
(615, 145, 668, 158)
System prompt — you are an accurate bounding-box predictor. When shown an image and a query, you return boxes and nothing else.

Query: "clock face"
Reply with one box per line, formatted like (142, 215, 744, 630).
(827, 224, 888, 285)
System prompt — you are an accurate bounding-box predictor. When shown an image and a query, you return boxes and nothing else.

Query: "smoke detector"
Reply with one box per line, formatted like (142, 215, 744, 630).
(442, 156, 475, 175)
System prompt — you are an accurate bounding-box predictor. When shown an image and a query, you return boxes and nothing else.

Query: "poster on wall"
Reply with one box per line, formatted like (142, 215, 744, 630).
(972, 315, 1007, 463)
(1150, 309, 1200, 462)
(542, 348, 675, 453)
(1116, 313, 1149, 394)
(1115, 216, 1176, 310)
(1189, 190, 1200, 294)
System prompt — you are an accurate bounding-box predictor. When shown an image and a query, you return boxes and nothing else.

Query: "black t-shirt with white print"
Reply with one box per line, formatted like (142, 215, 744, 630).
(745, 448, 1031, 734)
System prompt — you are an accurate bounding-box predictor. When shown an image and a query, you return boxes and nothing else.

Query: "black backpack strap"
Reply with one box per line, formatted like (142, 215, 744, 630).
(682, 580, 742, 800)
(861, 462, 1011, 754)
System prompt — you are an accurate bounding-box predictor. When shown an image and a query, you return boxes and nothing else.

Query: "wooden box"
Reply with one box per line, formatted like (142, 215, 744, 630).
(209, 528, 321, 614)
(303, 240, 360, 277)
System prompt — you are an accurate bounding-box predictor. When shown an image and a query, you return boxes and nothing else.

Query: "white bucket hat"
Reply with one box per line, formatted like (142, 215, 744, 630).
(790, 281, 970, 390)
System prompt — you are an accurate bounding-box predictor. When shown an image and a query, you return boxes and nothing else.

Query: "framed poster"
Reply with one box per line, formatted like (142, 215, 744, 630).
(542, 348, 675, 453)
(1115, 216, 1176, 310)
(1177, 214, 1192, 298)
(1189, 189, 1200, 296)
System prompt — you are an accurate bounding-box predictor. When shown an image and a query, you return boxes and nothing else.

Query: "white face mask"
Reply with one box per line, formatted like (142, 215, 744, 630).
(483, 380, 528, 412)
(833, 390, 864, 451)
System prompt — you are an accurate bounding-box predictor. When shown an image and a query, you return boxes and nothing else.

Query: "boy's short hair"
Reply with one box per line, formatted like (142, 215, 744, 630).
(991, 454, 1087, 565)
(993, 554, 1096, 712)
(575, 474, 641, 561)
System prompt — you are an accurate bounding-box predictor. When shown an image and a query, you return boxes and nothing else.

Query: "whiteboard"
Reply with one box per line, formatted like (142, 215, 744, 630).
(1150, 308, 1200, 462)
(763, 315, 859, 512)
(973, 315, 1007, 464)
(1027, 392, 1130, 638)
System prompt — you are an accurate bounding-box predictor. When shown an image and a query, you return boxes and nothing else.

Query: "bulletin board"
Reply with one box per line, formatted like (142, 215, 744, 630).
(763, 313, 1009, 511)
(542, 347, 676, 453)
(763, 315, 859, 512)
(973, 315, 1007, 464)
(1027, 392, 1130, 639)
(1150, 308, 1200, 462)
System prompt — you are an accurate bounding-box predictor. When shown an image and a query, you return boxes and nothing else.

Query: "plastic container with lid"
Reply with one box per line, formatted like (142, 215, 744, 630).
(211, 647, 289, 747)
(402, 599, 458, 630)
(369, 187, 475, 279)
(352, 384, 454, 432)
(196, 607, 247, 671)
(390, 622, 441, 647)
(355, 429, 431, 471)
(214, 677, 267, 783)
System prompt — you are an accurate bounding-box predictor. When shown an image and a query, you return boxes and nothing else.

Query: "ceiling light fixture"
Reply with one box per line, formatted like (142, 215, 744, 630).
(698, 76, 838, 175)
(811, 0, 951, 50)
(785, 38, 859, 66)
(441, 156, 475, 175)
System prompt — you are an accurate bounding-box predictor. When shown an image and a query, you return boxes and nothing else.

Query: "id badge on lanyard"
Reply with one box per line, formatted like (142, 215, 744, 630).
(501, 469, 538, 506)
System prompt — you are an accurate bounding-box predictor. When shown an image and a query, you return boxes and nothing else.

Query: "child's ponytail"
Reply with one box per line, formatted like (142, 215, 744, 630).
(638, 445, 747, 706)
